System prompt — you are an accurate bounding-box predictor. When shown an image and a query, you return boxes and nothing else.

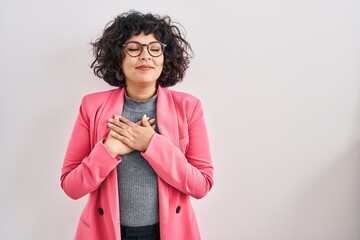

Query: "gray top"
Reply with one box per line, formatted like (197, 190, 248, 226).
(117, 91, 159, 227)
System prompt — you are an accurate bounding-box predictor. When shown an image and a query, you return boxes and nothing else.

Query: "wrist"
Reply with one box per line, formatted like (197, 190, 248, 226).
(104, 139, 119, 158)
(142, 132, 156, 152)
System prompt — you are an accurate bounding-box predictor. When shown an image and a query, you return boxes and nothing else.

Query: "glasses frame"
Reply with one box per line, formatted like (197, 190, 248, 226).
(122, 41, 167, 58)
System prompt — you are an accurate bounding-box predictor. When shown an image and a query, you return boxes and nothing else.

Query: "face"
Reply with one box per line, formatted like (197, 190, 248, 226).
(121, 32, 164, 88)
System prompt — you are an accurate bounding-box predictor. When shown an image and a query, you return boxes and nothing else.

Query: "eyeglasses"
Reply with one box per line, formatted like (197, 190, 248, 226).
(122, 41, 167, 57)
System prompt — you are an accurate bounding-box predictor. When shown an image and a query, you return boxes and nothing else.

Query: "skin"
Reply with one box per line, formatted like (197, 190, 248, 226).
(104, 32, 164, 157)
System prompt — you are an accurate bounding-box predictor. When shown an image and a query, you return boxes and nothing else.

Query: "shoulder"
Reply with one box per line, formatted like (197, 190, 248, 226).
(165, 88, 201, 106)
(79, 88, 121, 115)
(81, 88, 119, 104)
(162, 88, 204, 121)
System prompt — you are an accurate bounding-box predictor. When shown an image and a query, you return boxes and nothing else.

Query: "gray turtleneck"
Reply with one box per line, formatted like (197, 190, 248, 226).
(117, 91, 159, 227)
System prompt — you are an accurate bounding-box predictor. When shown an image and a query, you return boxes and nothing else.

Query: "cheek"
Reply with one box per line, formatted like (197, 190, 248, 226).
(121, 58, 134, 72)
(155, 57, 164, 69)
(157, 63, 164, 74)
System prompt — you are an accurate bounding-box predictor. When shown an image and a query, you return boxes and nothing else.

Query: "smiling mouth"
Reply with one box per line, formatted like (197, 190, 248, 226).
(136, 66, 154, 71)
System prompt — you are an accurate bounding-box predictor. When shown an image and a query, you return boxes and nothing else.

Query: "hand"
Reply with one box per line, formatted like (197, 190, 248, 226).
(104, 115, 155, 157)
(104, 114, 134, 157)
(104, 136, 133, 158)
(107, 114, 156, 152)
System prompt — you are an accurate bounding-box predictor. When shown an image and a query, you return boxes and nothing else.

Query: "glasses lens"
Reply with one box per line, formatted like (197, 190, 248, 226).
(125, 42, 142, 57)
(148, 42, 163, 57)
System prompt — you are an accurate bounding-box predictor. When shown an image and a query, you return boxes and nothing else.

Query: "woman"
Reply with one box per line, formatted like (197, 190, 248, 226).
(61, 10, 214, 240)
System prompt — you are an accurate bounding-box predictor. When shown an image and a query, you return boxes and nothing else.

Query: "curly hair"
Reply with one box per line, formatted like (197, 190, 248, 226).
(90, 10, 193, 87)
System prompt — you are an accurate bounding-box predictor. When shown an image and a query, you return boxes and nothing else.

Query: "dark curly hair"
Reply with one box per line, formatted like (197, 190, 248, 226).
(90, 10, 193, 87)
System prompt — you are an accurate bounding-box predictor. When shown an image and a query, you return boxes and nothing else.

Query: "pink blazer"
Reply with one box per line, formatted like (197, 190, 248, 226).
(61, 86, 214, 240)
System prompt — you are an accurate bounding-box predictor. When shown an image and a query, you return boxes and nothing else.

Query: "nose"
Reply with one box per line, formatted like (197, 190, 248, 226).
(139, 45, 151, 60)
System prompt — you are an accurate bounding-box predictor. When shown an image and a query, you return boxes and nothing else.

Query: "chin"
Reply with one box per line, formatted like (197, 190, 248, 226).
(137, 79, 157, 86)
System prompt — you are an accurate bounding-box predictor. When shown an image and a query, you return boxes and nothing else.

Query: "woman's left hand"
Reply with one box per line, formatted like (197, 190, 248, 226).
(108, 115, 155, 152)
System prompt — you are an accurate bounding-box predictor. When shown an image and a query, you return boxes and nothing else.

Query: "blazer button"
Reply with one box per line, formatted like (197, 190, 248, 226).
(176, 206, 181, 214)
(98, 208, 104, 216)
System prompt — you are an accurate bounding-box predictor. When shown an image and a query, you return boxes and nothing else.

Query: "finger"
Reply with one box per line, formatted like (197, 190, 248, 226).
(110, 130, 133, 146)
(111, 117, 142, 136)
(136, 118, 154, 126)
(119, 115, 137, 128)
(114, 114, 121, 122)
(142, 114, 151, 127)
(107, 114, 121, 126)
(108, 122, 133, 139)
(139, 118, 155, 127)
(109, 118, 133, 132)
(135, 119, 142, 126)
(108, 114, 122, 126)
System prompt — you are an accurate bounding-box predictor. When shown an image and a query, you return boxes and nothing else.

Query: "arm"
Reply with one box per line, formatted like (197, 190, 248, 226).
(60, 98, 120, 200)
(142, 100, 214, 199)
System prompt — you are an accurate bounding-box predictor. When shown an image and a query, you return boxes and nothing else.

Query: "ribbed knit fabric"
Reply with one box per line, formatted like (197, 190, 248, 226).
(117, 91, 159, 227)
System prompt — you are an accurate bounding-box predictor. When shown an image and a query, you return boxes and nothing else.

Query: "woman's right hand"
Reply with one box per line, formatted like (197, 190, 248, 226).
(104, 135, 133, 157)
(104, 114, 134, 157)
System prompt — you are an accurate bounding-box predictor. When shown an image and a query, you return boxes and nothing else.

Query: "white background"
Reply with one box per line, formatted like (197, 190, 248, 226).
(0, 0, 359, 239)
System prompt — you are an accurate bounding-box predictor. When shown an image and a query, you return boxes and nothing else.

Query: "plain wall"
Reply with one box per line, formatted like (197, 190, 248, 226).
(0, 0, 359, 239)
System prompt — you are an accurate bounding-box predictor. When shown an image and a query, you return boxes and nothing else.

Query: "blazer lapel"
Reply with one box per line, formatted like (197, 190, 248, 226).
(96, 88, 125, 141)
(156, 87, 179, 147)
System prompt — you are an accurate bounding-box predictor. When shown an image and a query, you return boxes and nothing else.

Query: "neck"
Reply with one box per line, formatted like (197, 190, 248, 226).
(125, 84, 157, 101)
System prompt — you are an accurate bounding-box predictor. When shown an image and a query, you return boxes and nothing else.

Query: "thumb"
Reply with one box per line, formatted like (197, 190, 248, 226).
(142, 114, 150, 127)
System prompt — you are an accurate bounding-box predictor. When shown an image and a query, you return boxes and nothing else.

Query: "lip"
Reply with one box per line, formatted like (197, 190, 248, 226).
(136, 64, 154, 70)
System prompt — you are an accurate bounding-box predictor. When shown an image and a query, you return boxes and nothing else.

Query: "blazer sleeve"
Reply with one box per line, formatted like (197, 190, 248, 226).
(60, 97, 120, 200)
(142, 99, 214, 199)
